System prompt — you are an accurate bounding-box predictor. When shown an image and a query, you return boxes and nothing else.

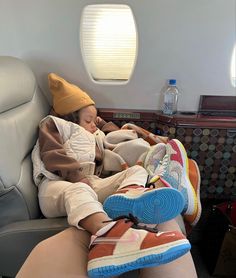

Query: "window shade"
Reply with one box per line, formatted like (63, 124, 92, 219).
(231, 44, 236, 87)
(81, 4, 137, 82)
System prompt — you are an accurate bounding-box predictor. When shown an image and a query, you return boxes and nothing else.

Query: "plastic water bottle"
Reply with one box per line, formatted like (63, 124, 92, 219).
(162, 79, 179, 115)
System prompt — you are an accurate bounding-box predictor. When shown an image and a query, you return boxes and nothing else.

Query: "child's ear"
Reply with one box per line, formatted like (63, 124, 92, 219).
(96, 116, 103, 125)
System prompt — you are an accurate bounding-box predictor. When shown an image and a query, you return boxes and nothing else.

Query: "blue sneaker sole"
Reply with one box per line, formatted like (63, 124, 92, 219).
(88, 242, 191, 278)
(103, 188, 185, 224)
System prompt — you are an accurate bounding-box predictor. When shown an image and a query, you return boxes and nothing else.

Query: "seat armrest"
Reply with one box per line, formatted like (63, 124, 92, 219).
(0, 218, 68, 277)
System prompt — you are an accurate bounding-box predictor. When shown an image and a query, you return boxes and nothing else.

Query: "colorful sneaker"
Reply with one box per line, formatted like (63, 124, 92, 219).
(151, 139, 198, 221)
(88, 214, 191, 278)
(103, 185, 185, 224)
(144, 143, 166, 176)
(185, 159, 201, 226)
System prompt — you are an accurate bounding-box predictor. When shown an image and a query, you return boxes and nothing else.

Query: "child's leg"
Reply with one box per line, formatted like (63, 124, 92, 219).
(88, 165, 149, 203)
(38, 179, 111, 233)
(36, 174, 191, 277)
(88, 165, 185, 224)
(16, 227, 90, 278)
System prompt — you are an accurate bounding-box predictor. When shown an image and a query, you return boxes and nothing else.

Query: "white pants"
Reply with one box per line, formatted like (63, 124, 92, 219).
(38, 165, 148, 229)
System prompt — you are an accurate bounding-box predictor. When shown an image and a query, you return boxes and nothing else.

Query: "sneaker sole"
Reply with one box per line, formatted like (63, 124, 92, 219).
(185, 159, 202, 226)
(169, 139, 198, 216)
(103, 187, 185, 224)
(88, 239, 191, 278)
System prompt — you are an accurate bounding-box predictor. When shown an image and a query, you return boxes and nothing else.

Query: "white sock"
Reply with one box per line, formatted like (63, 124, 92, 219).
(89, 221, 117, 247)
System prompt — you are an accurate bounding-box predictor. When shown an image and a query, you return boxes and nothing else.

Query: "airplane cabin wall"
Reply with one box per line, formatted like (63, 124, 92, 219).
(0, 0, 235, 111)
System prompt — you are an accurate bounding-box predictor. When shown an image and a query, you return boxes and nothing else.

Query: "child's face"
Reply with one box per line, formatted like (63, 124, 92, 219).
(79, 105, 97, 134)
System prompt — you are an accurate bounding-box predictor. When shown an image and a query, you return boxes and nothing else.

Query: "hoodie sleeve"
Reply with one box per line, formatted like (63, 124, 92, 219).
(38, 117, 86, 183)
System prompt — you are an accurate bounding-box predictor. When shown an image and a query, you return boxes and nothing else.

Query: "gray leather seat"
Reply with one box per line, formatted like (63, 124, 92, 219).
(0, 56, 68, 277)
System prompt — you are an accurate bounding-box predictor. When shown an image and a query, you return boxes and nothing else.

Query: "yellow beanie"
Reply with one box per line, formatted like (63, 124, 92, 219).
(48, 73, 95, 116)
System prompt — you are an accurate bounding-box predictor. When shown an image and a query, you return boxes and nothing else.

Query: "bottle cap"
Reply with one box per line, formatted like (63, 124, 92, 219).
(169, 79, 176, 85)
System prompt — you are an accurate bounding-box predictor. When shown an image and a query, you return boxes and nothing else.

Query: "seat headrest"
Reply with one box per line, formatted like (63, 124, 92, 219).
(0, 56, 36, 113)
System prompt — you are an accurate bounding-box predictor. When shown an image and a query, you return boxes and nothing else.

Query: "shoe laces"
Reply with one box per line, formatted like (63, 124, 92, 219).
(145, 182, 156, 188)
(155, 154, 169, 176)
(145, 154, 170, 186)
(104, 213, 159, 233)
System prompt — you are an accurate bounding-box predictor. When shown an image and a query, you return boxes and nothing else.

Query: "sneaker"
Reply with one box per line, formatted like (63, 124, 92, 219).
(185, 159, 201, 226)
(151, 139, 198, 221)
(103, 185, 185, 224)
(144, 143, 166, 177)
(87, 214, 191, 278)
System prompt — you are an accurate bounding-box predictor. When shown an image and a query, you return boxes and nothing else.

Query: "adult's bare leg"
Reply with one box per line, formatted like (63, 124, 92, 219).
(16, 227, 90, 278)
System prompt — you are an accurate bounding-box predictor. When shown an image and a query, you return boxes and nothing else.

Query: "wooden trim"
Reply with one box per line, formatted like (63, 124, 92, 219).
(98, 108, 236, 129)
